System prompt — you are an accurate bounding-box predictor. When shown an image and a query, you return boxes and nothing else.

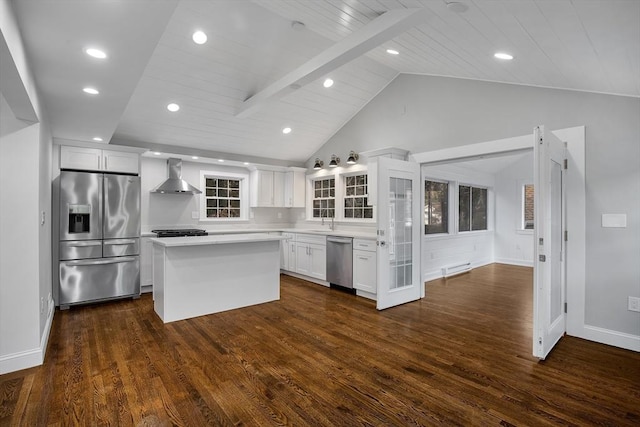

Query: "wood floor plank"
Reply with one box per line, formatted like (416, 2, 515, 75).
(1, 264, 639, 426)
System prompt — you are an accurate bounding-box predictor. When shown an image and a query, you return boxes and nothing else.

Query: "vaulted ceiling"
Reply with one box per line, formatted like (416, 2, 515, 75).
(11, 0, 640, 164)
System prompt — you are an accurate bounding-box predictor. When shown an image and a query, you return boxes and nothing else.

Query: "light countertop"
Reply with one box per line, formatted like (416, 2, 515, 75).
(143, 228, 377, 240)
(150, 233, 285, 248)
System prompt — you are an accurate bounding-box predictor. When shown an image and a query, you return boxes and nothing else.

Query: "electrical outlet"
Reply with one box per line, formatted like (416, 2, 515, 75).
(277, 212, 282, 219)
(191, 211, 199, 219)
(249, 210, 255, 219)
(628, 296, 640, 312)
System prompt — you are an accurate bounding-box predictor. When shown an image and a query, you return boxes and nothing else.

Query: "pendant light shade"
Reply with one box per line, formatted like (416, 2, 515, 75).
(346, 151, 359, 164)
(329, 154, 340, 168)
(313, 158, 324, 170)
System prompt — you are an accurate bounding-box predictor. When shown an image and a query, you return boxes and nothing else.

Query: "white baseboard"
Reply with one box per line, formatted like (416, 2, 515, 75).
(0, 305, 54, 374)
(575, 325, 640, 352)
(423, 259, 494, 284)
(494, 258, 534, 267)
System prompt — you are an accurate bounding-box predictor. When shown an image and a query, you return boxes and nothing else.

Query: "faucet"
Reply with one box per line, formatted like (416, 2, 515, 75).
(321, 210, 335, 231)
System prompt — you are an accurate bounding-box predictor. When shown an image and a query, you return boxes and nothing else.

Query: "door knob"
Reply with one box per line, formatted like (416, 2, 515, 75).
(379, 241, 386, 247)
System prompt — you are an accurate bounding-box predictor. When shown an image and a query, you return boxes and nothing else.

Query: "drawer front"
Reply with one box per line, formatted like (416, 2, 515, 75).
(353, 238, 376, 252)
(59, 240, 102, 260)
(295, 233, 326, 245)
(103, 238, 140, 257)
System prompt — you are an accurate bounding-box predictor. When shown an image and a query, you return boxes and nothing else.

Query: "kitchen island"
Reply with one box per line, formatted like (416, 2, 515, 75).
(151, 233, 285, 323)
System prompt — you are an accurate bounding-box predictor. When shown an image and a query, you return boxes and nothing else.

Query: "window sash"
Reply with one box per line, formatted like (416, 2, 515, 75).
(459, 185, 487, 232)
(424, 180, 449, 234)
(344, 174, 373, 220)
(202, 175, 245, 220)
(312, 177, 335, 218)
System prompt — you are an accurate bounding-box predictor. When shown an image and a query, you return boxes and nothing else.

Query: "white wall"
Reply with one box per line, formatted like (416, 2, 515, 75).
(141, 157, 295, 231)
(311, 74, 640, 344)
(494, 153, 534, 266)
(0, 0, 53, 374)
(421, 163, 495, 281)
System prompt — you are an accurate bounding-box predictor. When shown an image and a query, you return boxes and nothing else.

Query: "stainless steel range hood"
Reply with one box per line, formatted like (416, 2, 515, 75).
(152, 158, 202, 194)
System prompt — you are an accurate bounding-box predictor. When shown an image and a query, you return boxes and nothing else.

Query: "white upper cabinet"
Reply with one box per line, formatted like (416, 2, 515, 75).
(250, 167, 304, 208)
(284, 169, 306, 208)
(60, 145, 139, 174)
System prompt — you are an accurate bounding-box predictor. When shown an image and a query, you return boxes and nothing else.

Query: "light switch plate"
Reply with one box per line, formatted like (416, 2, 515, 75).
(602, 214, 627, 228)
(629, 296, 640, 312)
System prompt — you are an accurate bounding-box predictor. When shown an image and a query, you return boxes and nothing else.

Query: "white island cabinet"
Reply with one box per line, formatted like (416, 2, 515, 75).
(151, 233, 285, 323)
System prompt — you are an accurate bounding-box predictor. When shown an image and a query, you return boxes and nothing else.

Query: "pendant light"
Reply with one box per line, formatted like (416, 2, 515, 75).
(329, 154, 340, 168)
(346, 151, 359, 164)
(313, 158, 324, 170)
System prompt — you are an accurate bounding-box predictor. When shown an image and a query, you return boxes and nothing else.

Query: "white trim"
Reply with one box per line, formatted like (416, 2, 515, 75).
(199, 170, 249, 222)
(413, 135, 532, 164)
(0, 308, 53, 374)
(494, 258, 534, 268)
(580, 325, 640, 352)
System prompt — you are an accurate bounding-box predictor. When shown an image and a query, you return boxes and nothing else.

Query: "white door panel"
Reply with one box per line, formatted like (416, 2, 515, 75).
(533, 125, 566, 359)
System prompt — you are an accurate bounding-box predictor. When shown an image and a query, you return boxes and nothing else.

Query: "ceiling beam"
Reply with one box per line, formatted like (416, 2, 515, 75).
(235, 8, 428, 119)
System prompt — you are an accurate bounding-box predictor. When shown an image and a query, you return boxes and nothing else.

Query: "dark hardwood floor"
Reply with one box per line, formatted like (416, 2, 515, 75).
(2, 264, 639, 426)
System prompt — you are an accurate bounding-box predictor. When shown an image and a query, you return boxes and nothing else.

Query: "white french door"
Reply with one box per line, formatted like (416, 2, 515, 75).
(533, 125, 566, 359)
(375, 157, 422, 310)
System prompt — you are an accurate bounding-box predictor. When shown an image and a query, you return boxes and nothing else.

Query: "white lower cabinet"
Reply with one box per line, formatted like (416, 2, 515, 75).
(353, 239, 377, 294)
(140, 236, 153, 292)
(281, 233, 326, 282)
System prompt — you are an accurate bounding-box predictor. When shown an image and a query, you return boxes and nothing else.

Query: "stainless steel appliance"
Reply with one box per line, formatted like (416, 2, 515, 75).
(58, 171, 141, 308)
(326, 236, 353, 289)
(152, 229, 208, 237)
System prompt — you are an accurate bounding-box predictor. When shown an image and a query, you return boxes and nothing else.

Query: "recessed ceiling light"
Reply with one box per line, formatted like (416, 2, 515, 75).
(323, 78, 334, 88)
(243, 162, 250, 166)
(218, 159, 225, 163)
(386, 49, 399, 55)
(85, 48, 107, 59)
(83, 87, 99, 95)
(191, 156, 199, 160)
(92, 137, 103, 142)
(153, 152, 162, 156)
(192, 31, 207, 45)
(167, 103, 180, 112)
(282, 127, 292, 134)
(494, 52, 514, 60)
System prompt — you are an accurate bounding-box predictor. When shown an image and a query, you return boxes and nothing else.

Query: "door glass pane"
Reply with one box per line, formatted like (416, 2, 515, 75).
(389, 177, 413, 290)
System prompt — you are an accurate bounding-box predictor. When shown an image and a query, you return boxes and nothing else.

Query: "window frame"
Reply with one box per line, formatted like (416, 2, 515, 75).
(458, 183, 489, 233)
(341, 170, 375, 223)
(199, 170, 249, 222)
(424, 178, 450, 235)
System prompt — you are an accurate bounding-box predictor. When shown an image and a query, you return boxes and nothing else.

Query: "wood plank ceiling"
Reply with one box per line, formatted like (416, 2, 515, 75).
(11, 0, 640, 164)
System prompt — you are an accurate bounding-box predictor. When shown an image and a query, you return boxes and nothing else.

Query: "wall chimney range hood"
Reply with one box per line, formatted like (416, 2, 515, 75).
(152, 158, 202, 194)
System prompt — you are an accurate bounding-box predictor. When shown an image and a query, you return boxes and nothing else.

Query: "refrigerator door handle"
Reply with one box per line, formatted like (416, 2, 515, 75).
(64, 257, 137, 267)
(65, 241, 102, 247)
(104, 239, 137, 245)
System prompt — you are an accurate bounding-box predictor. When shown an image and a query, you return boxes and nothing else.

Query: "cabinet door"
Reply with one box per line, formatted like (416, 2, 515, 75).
(309, 243, 327, 280)
(60, 146, 102, 171)
(273, 171, 285, 207)
(251, 170, 275, 207)
(280, 240, 288, 270)
(288, 242, 297, 272)
(103, 150, 139, 174)
(284, 170, 306, 208)
(296, 243, 311, 276)
(353, 250, 377, 293)
(140, 237, 153, 288)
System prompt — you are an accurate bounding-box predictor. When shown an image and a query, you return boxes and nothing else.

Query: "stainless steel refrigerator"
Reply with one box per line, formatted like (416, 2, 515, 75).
(58, 171, 141, 308)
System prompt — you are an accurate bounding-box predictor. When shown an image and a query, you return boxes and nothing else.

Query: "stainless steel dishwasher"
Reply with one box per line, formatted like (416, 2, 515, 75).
(326, 236, 353, 289)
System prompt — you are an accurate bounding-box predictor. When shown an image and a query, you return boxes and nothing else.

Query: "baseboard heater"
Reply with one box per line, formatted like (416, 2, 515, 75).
(442, 262, 472, 278)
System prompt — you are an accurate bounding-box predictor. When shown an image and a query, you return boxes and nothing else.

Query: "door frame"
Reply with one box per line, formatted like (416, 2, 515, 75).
(412, 126, 586, 346)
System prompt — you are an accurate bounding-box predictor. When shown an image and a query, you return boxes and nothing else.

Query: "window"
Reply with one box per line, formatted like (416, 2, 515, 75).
(424, 180, 448, 234)
(523, 184, 534, 229)
(200, 171, 248, 221)
(312, 177, 335, 218)
(459, 185, 487, 231)
(344, 174, 373, 219)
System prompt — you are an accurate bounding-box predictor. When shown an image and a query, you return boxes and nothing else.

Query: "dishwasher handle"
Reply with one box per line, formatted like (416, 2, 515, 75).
(327, 236, 353, 244)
